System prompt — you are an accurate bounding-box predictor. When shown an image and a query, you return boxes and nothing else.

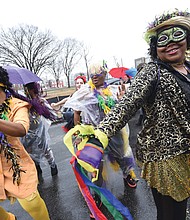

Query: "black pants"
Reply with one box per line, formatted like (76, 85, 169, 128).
(151, 188, 188, 220)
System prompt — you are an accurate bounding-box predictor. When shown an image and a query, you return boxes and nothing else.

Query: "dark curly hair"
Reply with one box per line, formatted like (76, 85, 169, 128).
(0, 67, 12, 88)
(148, 27, 190, 61)
(24, 82, 41, 96)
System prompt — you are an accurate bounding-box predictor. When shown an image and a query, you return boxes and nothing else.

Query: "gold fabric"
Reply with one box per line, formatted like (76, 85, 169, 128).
(138, 153, 190, 202)
(97, 63, 190, 162)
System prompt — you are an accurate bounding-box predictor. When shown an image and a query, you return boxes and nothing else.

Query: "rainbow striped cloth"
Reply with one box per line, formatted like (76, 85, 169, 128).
(70, 156, 133, 220)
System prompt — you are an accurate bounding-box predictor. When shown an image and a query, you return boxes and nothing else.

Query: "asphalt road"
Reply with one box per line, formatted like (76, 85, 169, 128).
(1, 111, 190, 220)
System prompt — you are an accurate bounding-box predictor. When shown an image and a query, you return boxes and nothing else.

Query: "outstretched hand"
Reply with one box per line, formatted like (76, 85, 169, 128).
(117, 82, 126, 100)
(51, 103, 60, 111)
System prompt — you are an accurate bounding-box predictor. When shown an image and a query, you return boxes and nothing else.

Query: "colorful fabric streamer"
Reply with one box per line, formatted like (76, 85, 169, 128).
(63, 124, 108, 182)
(70, 157, 133, 220)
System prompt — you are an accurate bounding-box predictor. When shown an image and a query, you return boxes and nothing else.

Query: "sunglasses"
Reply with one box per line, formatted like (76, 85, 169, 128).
(90, 72, 106, 78)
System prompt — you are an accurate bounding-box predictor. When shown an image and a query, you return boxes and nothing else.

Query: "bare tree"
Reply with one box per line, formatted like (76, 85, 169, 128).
(0, 24, 63, 75)
(49, 57, 64, 87)
(81, 44, 92, 81)
(61, 38, 82, 87)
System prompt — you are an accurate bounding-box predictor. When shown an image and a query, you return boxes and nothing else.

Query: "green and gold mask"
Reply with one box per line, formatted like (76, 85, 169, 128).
(157, 27, 187, 47)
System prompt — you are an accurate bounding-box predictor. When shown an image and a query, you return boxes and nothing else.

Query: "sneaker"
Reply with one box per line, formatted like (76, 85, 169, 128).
(51, 164, 58, 176)
(124, 175, 137, 188)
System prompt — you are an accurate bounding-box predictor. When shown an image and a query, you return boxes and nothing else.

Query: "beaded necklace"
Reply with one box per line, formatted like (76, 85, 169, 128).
(0, 89, 25, 185)
(88, 80, 115, 114)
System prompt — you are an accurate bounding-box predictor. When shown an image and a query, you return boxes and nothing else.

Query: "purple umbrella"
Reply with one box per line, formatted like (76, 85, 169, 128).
(3, 65, 42, 85)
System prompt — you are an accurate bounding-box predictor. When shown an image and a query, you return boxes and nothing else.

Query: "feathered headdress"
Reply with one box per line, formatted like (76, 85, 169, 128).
(144, 8, 190, 44)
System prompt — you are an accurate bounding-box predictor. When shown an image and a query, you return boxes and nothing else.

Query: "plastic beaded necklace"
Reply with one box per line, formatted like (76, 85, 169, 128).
(0, 89, 25, 185)
(88, 80, 115, 114)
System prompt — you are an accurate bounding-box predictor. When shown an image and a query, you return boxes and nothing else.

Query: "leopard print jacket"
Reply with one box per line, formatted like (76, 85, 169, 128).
(97, 62, 190, 163)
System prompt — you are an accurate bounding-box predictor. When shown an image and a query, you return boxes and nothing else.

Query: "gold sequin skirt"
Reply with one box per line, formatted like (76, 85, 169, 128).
(138, 153, 190, 202)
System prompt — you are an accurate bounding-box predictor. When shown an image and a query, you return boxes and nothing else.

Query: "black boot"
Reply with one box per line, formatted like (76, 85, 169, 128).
(51, 164, 58, 176)
(35, 164, 43, 182)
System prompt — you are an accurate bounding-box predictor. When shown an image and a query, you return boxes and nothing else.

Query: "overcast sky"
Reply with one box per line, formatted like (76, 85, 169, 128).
(0, 0, 189, 74)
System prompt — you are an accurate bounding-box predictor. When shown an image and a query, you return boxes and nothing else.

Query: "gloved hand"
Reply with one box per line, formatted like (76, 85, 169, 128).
(76, 137, 104, 169)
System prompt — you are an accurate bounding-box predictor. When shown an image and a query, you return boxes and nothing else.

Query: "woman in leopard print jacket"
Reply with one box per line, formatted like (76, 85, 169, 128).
(96, 9, 190, 220)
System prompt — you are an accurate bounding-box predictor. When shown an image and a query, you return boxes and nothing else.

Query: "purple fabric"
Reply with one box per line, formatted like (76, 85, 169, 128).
(10, 89, 57, 121)
(77, 145, 103, 169)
